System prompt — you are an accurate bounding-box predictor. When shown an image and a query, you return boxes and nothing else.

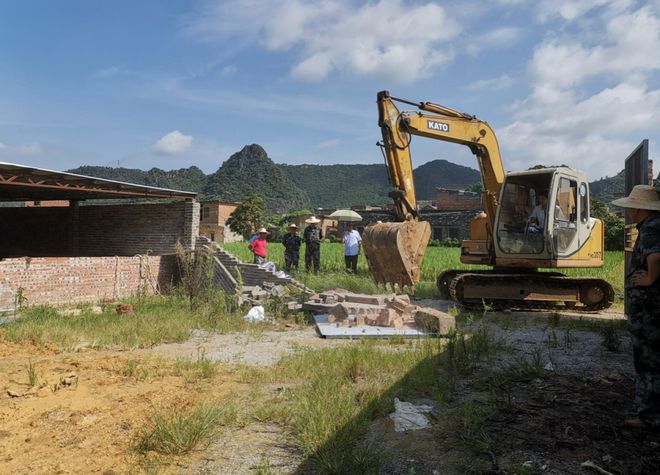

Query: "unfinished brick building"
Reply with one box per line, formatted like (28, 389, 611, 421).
(199, 200, 243, 243)
(0, 162, 199, 312)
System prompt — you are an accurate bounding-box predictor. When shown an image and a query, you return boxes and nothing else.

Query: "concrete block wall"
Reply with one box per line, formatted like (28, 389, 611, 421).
(0, 255, 176, 311)
(215, 248, 292, 288)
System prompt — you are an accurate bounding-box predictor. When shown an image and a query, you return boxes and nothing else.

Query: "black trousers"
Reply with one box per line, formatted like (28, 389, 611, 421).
(345, 254, 358, 273)
(284, 251, 299, 272)
(305, 244, 320, 273)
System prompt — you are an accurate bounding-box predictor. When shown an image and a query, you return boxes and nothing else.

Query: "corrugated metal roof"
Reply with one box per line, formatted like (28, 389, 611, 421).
(0, 162, 197, 201)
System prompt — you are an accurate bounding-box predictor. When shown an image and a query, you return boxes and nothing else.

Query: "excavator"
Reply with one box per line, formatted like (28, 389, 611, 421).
(362, 91, 614, 311)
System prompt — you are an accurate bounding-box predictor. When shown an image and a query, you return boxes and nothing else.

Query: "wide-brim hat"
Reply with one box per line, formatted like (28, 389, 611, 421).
(288, 223, 298, 228)
(257, 227, 270, 234)
(611, 185, 660, 211)
(305, 216, 321, 224)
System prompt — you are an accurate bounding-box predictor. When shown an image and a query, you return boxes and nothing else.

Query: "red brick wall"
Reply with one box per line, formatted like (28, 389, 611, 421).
(0, 255, 177, 311)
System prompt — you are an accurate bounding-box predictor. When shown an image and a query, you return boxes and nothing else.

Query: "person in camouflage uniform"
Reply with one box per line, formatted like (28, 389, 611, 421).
(303, 216, 323, 274)
(612, 185, 660, 429)
(282, 223, 302, 272)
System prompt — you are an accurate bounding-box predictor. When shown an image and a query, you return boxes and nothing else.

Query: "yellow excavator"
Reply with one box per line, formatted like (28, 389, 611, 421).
(363, 91, 614, 311)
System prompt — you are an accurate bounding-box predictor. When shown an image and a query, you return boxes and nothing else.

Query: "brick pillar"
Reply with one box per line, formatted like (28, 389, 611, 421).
(68, 200, 80, 256)
(183, 200, 200, 250)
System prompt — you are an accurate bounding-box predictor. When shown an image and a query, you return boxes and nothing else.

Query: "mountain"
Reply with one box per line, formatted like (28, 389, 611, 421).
(68, 165, 208, 192)
(203, 144, 310, 213)
(68, 146, 484, 212)
(589, 169, 625, 203)
(412, 159, 481, 199)
(280, 163, 390, 208)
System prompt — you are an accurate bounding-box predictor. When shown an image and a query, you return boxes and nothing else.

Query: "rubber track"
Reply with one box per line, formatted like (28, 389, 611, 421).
(436, 269, 564, 299)
(448, 272, 615, 312)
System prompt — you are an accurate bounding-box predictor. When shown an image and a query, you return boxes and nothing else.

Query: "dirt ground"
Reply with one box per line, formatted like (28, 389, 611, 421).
(1, 303, 659, 474)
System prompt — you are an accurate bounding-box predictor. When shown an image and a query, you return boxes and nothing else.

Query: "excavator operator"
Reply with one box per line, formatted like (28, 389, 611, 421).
(527, 194, 547, 234)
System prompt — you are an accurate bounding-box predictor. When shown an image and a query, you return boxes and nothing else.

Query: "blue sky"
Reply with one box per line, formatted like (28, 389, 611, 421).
(0, 0, 658, 181)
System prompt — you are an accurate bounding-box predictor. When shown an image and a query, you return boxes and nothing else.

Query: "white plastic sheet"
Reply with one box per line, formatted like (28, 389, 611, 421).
(260, 261, 276, 272)
(389, 397, 431, 432)
(244, 305, 266, 322)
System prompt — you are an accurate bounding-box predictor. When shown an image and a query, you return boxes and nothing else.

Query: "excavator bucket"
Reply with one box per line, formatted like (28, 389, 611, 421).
(363, 221, 431, 287)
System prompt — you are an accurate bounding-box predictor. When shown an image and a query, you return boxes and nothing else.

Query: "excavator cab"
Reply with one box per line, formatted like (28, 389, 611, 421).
(492, 167, 602, 265)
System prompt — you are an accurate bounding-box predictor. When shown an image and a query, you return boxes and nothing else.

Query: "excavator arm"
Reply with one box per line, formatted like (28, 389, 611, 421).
(377, 90, 505, 226)
(365, 91, 506, 287)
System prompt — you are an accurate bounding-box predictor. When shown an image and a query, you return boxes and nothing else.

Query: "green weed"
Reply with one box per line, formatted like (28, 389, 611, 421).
(3, 291, 248, 350)
(26, 360, 38, 387)
(174, 349, 218, 382)
(135, 402, 224, 456)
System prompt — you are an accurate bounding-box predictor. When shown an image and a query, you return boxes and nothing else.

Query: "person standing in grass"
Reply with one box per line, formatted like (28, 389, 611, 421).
(249, 228, 269, 265)
(282, 223, 302, 272)
(343, 221, 362, 274)
(303, 216, 323, 273)
(612, 185, 660, 430)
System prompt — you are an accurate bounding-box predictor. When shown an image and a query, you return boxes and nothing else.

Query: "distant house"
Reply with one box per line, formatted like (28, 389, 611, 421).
(435, 187, 481, 212)
(199, 201, 243, 243)
(356, 209, 477, 241)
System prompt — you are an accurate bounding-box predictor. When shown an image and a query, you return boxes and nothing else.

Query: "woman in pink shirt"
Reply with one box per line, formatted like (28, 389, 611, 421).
(249, 228, 269, 264)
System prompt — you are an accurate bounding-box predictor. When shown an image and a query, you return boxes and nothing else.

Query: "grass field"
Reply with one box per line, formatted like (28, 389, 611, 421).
(222, 241, 625, 301)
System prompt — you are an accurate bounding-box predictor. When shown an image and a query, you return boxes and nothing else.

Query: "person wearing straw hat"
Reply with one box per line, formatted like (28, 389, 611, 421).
(282, 223, 302, 272)
(248, 227, 270, 265)
(303, 216, 323, 273)
(612, 184, 660, 429)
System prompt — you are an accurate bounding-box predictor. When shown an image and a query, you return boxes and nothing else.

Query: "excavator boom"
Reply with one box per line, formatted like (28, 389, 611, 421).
(364, 90, 505, 287)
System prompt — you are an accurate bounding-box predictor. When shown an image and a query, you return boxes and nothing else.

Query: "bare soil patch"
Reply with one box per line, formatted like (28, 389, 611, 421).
(2, 304, 657, 475)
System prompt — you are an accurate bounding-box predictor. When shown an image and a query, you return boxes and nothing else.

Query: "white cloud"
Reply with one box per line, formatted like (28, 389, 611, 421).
(466, 74, 515, 91)
(95, 66, 122, 78)
(220, 65, 238, 76)
(536, 0, 634, 22)
(315, 138, 340, 149)
(16, 143, 42, 156)
(186, 0, 461, 83)
(0, 142, 43, 158)
(151, 130, 193, 155)
(478, 27, 523, 46)
(500, 3, 660, 178)
(529, 7, 660, 93)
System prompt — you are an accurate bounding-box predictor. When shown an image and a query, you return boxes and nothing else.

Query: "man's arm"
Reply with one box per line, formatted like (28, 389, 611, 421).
(632, 252, 660, 287)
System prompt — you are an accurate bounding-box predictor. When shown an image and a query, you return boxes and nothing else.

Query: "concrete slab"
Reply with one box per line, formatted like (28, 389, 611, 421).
(314, 314, 431, 339)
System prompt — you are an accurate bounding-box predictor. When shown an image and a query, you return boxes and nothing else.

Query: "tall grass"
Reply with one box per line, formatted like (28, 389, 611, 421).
(2, 291, 248, 350)
(135, 402, 228, 456)
(248, 339, 447, 473)
(222, 242, 625, 297)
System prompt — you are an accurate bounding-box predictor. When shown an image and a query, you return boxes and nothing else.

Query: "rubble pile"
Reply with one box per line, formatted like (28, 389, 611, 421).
(304, 289, 455, 334)
(239, 280, 312, 312)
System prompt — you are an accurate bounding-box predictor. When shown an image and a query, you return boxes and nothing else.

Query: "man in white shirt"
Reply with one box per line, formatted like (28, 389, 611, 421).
(343, 222, 362, 274)
(528, 194, 547, 234)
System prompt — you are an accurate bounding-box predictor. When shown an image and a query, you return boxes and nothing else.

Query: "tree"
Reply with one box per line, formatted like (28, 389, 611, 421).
(590, 197, 625, 251)
(226, 193, 266, 239)
(466, 182, 483, 193)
